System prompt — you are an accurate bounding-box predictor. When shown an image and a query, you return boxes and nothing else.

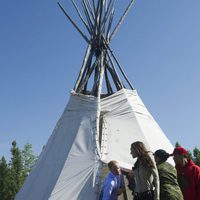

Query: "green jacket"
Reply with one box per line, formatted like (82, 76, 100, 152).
(157, 162, 183, 200)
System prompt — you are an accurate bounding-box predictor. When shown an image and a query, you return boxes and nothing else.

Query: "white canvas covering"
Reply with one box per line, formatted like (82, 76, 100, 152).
(15, 89, 173, 200)
(100, 89, 174, 168)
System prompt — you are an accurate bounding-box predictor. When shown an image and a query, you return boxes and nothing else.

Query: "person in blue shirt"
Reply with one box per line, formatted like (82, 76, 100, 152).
(100, 160, 125, 200)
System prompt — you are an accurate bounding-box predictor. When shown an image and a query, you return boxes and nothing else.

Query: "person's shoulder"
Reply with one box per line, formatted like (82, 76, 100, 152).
(159, 161, 175, 171)
(103, 173, 112, 182)
(103, 174, 115, 186)
(190, 163, 200, 179)
(165, 161, 175, 168)
(186, 160, 200, 173)
(192, 163, 200, 171)
(187, 160, 200, 168)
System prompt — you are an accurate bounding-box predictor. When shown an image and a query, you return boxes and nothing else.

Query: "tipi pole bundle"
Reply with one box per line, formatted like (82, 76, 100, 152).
(58, 0, 136, 96)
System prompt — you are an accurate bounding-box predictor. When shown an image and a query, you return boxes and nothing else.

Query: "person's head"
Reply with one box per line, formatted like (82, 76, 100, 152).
(130, 141, 148, 158)
(130, 141, 154, 169)
(154, 149, 170, 164)
(108, 160, 121, 176)
(171, 147, 188, 166)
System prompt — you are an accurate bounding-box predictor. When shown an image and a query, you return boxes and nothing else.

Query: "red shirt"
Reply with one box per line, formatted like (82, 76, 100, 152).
(176, 159, 200, 200)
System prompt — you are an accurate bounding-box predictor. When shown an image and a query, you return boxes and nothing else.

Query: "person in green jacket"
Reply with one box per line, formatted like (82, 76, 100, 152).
(154, 149, 183, 200)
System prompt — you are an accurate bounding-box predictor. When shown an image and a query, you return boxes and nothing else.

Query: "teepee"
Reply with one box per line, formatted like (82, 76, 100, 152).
(15, 1, 173, 200)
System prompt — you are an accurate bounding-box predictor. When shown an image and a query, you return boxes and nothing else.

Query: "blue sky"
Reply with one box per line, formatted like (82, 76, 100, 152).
(1, 0, 200, 160)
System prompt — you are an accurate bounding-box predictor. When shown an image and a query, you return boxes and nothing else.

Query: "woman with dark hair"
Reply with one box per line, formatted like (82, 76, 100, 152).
(130, 141, 159, 200)
(154, 149, 183, 200)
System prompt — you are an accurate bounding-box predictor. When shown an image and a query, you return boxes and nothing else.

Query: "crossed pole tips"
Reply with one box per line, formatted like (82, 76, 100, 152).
(58, 0, 136, 97)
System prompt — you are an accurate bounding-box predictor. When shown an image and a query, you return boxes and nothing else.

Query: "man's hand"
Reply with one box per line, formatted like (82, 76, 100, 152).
(117, 188, 125, 195)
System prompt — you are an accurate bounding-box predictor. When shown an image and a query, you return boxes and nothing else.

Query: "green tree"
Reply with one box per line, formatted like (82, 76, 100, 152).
(9, 141, 24, 199)
(175, 142, 181, 147)
(0, 140, 37, 200)
(21, 142, 37, 178)
(187, 150, 193, 160)
(193, 147, 200, 166)
(0, 156, 10, 200)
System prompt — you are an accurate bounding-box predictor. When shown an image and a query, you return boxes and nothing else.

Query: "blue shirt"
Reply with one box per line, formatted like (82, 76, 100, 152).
(101, 172, 124, 200)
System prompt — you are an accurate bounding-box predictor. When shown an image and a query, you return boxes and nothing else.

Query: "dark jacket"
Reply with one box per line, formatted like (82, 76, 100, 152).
(157, 162, 183, 200)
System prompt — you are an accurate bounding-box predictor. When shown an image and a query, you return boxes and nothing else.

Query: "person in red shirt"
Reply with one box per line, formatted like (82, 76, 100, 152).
(172, 146, 200, 200)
